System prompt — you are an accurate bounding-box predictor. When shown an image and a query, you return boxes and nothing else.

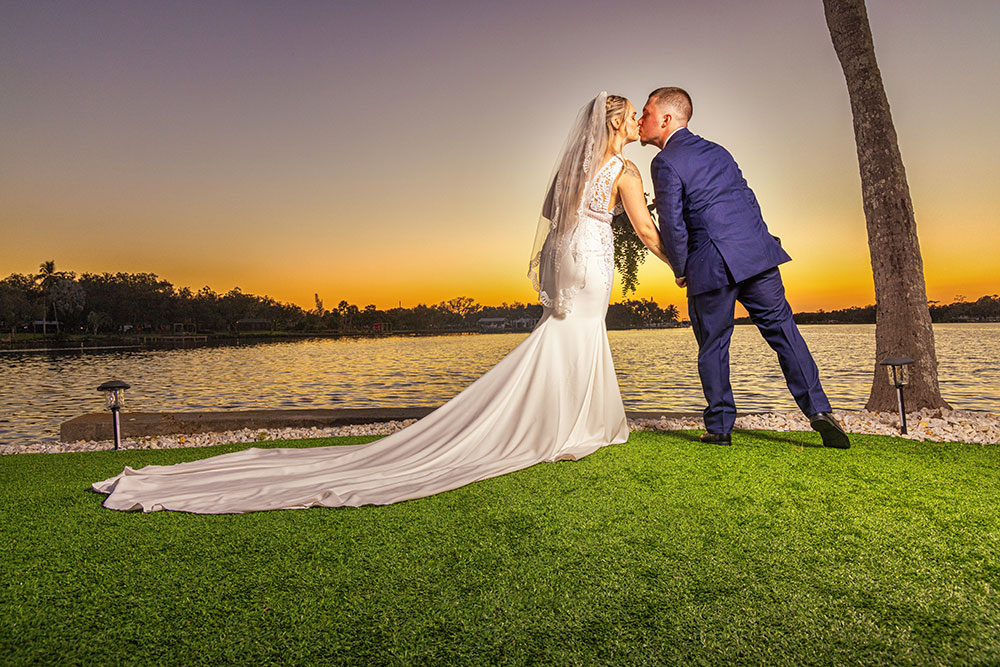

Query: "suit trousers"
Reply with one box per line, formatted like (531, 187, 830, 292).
(688, 266, 831, 434)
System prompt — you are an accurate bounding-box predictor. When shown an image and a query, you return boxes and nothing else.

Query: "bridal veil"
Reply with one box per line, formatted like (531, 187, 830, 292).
(528, 92, 609, 317)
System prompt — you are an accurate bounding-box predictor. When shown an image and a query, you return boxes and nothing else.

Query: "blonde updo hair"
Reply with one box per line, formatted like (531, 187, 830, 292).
(606, 95, 629, 136)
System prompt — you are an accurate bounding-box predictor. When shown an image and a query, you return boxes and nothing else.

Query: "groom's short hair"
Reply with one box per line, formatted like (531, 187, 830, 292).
(648, 87, 692, 122)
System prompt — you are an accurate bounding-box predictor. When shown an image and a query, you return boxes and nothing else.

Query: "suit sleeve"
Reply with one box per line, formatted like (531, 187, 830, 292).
(651, 156, 688, 279)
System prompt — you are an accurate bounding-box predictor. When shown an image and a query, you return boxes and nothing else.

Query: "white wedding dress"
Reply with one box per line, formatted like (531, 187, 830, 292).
(93, 156, 630, 513)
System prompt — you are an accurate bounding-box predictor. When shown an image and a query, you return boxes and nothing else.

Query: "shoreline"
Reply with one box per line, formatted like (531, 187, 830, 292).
(4, 408, 997, 455)
(3, 320, 997, 355)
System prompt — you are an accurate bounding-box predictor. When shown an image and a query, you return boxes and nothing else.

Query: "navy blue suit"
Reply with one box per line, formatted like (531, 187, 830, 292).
(651, 128, 831, 434)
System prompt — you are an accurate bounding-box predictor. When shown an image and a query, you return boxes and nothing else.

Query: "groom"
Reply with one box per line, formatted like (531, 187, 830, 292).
(640, 87, 849, 449)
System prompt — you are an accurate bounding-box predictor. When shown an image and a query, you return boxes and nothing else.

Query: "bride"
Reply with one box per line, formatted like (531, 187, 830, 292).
(93, 93, 671, 513)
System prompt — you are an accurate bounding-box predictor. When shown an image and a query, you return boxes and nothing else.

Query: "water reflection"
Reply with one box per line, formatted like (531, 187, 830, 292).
(0, 324, 996, 445)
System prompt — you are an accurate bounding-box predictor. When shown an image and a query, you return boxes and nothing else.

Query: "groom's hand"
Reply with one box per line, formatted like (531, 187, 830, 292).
(675, 276, 687, 288)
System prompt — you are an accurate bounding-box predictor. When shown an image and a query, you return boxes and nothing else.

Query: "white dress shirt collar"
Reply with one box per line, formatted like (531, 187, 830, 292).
(664, 126, 686, 147)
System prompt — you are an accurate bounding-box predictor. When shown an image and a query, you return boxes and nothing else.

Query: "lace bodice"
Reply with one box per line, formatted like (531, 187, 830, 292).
(585, 154, 626, 217)
(574, 154, 623, 250)
(569, 154, 624, 296)
(535, 153, 625, 314)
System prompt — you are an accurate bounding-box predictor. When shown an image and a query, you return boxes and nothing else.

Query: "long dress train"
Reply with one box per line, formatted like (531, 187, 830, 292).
(93, 156, 630, 513)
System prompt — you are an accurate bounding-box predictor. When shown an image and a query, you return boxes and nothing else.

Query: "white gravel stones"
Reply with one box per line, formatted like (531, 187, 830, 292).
(0, 420, 419, 455)
(3, 409, 998, 455)
(628, 408, 1000, 445)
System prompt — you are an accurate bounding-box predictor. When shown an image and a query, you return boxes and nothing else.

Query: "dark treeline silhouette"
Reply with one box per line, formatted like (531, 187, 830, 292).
(0, 263, 681, 338)
(0, 269, 303, 336)
(607, 299, 680, 329)
(926, 295, 1000, 323)
(4, 262, 990, 340)
(785, 294, 1000, 325)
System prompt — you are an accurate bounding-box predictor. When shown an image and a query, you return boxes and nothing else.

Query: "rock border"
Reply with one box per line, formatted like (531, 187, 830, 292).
(3, 409, 997, 455)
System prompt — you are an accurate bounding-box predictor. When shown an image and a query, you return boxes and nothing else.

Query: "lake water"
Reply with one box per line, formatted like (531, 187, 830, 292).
(1, 323, 997, 446)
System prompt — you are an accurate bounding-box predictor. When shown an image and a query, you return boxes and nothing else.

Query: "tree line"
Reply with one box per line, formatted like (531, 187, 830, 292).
(789, 294, 1000, 325)
(0, 262, 681, 337)
(3, 262, 993, 338)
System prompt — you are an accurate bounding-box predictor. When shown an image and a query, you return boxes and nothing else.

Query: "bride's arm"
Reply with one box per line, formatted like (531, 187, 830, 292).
(616, 161, 672, 267)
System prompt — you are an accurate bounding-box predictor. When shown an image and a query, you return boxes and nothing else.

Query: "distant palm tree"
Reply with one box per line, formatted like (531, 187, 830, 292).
(823, 0, 949, 411)
(663, 304, 679, 323)
(34, 260, 69, 335)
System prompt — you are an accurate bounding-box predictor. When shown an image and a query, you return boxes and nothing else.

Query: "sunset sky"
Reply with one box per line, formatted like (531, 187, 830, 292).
(2, 0, 998, 313)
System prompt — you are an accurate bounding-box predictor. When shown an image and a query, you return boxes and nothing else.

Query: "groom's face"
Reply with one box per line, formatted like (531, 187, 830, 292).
(638, 99, 665, 147)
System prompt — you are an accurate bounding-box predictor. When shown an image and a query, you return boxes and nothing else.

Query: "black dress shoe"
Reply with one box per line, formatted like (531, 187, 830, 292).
(700, 432, 732, 446)
(809, 412, 850, 449)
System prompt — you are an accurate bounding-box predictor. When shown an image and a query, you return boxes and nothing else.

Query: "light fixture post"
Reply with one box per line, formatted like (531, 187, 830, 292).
(878, 357, 914, 435)
(97, 380, 130, 450)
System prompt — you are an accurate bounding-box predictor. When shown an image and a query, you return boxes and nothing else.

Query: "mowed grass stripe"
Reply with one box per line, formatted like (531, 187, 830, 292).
(1, 431, 998, 665)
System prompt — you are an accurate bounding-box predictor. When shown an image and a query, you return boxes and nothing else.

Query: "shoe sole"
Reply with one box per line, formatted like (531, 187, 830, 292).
(812, 419, 850, 449)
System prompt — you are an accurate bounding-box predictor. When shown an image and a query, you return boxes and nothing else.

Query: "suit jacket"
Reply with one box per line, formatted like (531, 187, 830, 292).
(651, 128, 791, 296)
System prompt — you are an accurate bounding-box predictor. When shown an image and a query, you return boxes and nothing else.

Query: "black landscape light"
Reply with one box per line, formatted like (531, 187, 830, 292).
(97, 380, 130, 450)
(879, 357, 914, 435)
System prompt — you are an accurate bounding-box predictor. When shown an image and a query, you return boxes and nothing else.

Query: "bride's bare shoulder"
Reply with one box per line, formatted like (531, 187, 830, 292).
(621, 159, 642, 180)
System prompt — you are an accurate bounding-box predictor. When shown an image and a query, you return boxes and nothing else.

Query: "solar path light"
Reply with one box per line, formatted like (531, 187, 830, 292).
(879, 357, 914, 435)
(97, 379, 130, 450)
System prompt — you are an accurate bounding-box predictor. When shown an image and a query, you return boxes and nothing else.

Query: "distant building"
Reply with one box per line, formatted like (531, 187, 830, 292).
(511, 317, 538, 331)
(478, 317, 510, 332)
(30, 320, 60, 333)
(371, 322, 391, 333)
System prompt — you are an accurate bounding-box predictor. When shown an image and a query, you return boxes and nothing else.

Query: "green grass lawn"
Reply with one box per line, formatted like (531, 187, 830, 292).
(2, 430, 998, 666)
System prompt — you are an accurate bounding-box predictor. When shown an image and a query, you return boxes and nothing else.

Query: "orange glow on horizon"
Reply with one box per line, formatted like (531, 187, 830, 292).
(2, 2, 997, 317)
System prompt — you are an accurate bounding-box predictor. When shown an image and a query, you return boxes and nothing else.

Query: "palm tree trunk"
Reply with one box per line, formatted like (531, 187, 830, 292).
(823, 0, 949, 411)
